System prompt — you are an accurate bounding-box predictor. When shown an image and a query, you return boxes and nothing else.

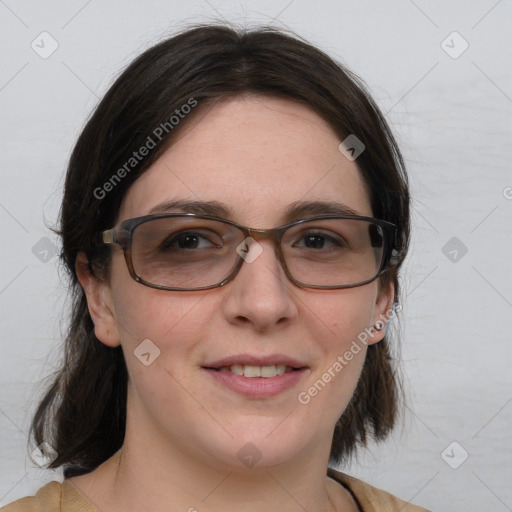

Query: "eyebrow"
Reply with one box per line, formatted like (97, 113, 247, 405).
(147, 199, 362, 224)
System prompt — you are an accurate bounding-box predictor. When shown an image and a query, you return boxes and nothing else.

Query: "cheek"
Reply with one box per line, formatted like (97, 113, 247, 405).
(109, 271, 213, 367)
(111, 287, 213, 414)
(304, 287, 378, 346)
(297, 289, 377, 414)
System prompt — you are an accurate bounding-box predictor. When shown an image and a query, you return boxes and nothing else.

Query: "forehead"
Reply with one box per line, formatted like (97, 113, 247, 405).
(118, 95, 372, 226)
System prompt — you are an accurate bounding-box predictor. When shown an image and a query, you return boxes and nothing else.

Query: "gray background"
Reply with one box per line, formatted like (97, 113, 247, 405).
(1, 1, 511, 511)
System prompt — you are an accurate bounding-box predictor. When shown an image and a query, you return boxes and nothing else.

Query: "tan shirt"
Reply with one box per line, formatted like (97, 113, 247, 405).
(2, 458, 429, 512)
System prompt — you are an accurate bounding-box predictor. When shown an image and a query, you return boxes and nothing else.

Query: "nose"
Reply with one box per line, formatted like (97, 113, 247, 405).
(220, 238, 298, 331)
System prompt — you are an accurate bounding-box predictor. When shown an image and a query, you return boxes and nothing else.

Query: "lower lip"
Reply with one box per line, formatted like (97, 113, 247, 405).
(202, 368, 309, 398)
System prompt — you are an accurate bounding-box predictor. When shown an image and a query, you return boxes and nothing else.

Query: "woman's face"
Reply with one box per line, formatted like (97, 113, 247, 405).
(86, 95, 393, 471)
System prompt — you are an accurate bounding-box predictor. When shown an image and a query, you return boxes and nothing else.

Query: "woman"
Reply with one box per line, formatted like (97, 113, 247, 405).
(2, 25, 428, 511)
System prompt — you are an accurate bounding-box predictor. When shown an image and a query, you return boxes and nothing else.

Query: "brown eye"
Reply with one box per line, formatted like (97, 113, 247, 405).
(158, 230, 223, 251)
(294, 230, 346, 250)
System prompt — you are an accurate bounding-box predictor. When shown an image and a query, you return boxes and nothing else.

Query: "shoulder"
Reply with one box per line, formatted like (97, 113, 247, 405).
(327, 467, 431, 512)
(1, 481, 63, 512)
(0, 480, 96, 512)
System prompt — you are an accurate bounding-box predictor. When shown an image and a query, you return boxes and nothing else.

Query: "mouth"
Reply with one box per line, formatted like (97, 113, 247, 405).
(202, 355, 309, 398)
(206, 364, 299, 378)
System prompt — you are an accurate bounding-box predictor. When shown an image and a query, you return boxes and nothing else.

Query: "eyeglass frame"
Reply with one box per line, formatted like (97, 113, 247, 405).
(98, 212, 400, 291)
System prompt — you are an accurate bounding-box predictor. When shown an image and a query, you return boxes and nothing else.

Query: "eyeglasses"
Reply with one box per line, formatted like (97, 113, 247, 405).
(99, 213, 398, 291)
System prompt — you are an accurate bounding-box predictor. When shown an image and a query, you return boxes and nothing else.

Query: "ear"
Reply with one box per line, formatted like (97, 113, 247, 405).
(75, 252, 121, 347)
(367, 281, 396, 346)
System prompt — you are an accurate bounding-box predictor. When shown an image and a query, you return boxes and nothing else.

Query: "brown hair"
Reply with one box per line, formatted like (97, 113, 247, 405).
(30, 24, 410, 477)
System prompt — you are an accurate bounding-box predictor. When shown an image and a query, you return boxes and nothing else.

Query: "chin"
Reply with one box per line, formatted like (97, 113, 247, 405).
(201, 419, 314, 471)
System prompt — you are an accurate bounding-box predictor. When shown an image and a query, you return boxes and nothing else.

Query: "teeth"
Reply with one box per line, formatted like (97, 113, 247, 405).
(260, 365, 276, 377)
(244, 365, 261, 378)
(231, 364, 244, 376)
(218, 363, 291, 378)
(275, 364, 286, 375)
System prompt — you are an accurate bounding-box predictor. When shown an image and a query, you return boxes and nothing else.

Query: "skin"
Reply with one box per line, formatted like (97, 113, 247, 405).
(73, 95, 394, 512)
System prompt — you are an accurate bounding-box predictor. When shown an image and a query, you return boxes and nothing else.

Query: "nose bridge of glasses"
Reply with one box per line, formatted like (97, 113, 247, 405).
(235, 227, 290, 285)
(246, 227, 277, 241)
(244, 227, 284, 257)
(236, 227, 286, 270)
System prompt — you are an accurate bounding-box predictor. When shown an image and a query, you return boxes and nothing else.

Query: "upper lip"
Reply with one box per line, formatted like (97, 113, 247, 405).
(203, 354, 308, 369)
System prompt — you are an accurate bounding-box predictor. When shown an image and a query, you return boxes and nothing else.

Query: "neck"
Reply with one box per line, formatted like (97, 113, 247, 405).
(107, 436, 340, 512)
(68, 394, 357, 511)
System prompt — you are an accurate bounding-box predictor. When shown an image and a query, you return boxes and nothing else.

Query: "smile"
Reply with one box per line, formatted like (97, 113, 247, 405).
(202, 355, 309, 398)
(216, 364, 295, 378)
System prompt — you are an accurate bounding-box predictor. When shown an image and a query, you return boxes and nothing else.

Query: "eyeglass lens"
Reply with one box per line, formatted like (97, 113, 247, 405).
(127, 216, 386, 290)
